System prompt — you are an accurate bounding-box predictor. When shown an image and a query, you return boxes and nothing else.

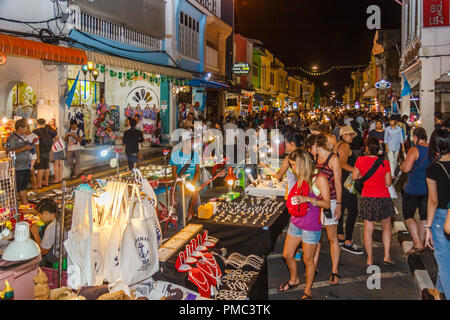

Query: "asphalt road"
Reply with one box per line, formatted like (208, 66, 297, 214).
(267, 218, 420, 300)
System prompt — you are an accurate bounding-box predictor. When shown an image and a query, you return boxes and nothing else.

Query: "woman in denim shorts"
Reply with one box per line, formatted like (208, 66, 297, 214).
(278, 149, 330, 300)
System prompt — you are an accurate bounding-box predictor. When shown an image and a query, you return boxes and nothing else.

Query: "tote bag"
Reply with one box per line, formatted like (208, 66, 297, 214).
(64, 190, 95, 289)
(119, 185, 159, 286)
(101, 181, 129, 283)
(137, 170, 163, 248)
(52, 136, 65, 153)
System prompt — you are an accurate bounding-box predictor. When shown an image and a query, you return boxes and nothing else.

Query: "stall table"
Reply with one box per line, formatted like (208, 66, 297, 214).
(191, 196, 288, 257)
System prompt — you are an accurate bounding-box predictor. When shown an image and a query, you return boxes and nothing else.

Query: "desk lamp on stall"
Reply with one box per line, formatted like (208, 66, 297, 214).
(225, 167, 237, 193)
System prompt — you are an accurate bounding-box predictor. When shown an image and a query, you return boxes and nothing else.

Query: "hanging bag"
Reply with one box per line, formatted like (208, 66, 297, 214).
(64, 190, 95, 289)
(102, 181, 129, 283)
(119, 185, 159, 286)
(134, 169, 163, 247)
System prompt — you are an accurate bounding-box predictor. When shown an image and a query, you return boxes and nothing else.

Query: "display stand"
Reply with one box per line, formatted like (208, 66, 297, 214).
(0, 153, 18, 231)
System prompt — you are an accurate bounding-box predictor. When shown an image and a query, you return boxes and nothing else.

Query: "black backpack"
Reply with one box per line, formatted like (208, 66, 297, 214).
(35, 128, 54, 153)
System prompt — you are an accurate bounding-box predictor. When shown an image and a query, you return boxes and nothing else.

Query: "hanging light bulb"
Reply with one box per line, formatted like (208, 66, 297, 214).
(87, 61, 94, 71)
(92, 69, 99, 81)
(81, 64, 89, 76)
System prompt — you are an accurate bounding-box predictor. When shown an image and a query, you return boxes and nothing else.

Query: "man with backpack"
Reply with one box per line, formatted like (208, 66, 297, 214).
(65, 119, 83, 179)
(33, 119, 56, 189)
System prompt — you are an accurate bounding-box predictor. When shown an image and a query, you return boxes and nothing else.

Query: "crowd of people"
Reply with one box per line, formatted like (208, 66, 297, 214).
(179, 107, 450, 300)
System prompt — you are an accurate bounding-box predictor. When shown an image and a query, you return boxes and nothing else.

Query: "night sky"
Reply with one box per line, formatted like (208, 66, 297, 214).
(234, 0, 401, 99)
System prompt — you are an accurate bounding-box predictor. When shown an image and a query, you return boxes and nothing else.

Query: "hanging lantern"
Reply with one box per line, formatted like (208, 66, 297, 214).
(92, 69, 99, 81)
(81, 64, 89, 76)
(100, 65, 105, 73)
(87, 61, 94, 71)
(134, 71, 139, 77)
(118, 72, 122, 79)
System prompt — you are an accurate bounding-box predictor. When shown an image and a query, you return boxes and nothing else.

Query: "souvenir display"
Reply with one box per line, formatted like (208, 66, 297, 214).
(245, 178, 287, 198)
(212, 195, 285, 227)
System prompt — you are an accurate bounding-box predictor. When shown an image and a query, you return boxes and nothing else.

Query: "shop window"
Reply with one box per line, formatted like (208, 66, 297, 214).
(6, 82, 37, 119)
(179, 11, 199, 60)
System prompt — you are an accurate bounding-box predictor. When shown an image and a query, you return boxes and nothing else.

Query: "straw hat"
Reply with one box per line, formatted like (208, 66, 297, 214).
(339, 126, 357, 137)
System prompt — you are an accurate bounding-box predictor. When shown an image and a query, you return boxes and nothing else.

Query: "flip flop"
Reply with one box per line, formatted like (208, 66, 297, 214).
(278, 281, 299, 293)
(382, 260, 395, 266)
(406, 247, 425, 255)
(330, 273, 341, 285)
(301, 292, 312, 300)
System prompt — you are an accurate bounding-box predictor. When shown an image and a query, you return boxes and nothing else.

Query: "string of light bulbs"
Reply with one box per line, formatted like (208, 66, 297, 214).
(285, 64, 369, 76)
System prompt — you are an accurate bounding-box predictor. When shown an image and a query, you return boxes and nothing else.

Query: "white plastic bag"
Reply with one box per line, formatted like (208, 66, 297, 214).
(119, 185, 159, 286)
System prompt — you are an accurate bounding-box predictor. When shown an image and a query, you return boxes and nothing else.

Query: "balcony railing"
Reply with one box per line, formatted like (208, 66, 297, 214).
(195, 0, 221, 18)
(69, 9, 161, 52)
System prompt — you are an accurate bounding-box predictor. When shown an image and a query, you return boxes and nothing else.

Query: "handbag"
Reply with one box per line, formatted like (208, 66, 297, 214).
(353, 157, 384, 195)
(286, 180, 310, 218)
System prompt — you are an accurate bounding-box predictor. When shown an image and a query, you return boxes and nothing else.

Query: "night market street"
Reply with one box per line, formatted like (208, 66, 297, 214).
(0, 0, 448, 305)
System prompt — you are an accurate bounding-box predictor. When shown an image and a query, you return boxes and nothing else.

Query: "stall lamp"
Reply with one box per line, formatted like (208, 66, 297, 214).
(87, 61, 94, 71)
(186, 182, 196, 192)
(225, 167, 237, 190)
(2, 222, 40, 261)
(27, 119, 33, 125)
(101, 149, 109, 157)
(2, 117, 8, 124)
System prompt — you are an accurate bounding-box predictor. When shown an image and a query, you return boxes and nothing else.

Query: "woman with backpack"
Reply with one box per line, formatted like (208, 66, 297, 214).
(353, 137, 395, 268)
(278, 149, 330, 300)
(306, 134, 342, 285)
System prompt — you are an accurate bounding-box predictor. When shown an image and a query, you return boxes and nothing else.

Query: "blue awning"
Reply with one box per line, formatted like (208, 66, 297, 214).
(187, 78, 229, 90)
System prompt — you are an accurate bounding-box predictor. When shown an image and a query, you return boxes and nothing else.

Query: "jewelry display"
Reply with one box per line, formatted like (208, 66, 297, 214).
(175, 251, 191, 273)
(188, 268, 211, 298)
(185, 245, 198, 265)
(196, 234, 208, 252)
(211, 196, 285, 227)
(190, 238, 203, 259)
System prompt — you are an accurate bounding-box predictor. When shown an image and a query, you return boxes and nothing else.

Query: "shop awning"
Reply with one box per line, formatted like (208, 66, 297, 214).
(85, 50, 193, 79)
(187, 78, 229, 90)
(0, 33, 87, 65)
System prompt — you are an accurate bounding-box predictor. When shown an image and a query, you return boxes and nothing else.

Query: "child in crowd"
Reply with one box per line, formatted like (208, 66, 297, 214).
(30, 199, 64, 267)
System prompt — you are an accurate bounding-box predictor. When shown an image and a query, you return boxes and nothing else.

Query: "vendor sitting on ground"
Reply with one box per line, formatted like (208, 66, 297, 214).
(30, 199, 64, 267)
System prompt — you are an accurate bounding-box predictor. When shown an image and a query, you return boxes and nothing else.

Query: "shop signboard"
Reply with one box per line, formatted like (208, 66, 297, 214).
(375, 80, 391, 90)
(232, 63, 250, 75)
(423, 0, 450, 27)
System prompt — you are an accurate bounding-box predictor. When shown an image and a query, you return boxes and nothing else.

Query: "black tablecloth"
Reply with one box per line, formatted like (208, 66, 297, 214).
(191, 203, 289, 257)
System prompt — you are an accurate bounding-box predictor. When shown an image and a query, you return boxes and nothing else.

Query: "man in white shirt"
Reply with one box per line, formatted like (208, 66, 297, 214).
(65, 119, 83, 178)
